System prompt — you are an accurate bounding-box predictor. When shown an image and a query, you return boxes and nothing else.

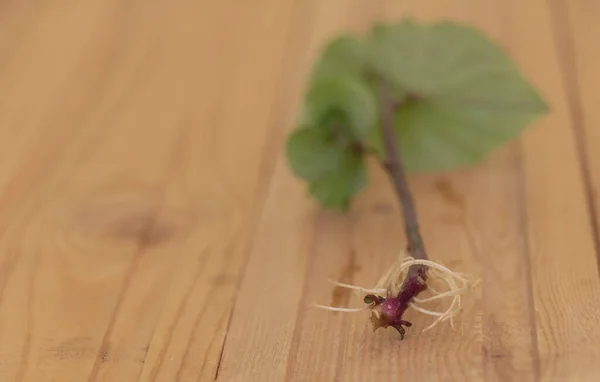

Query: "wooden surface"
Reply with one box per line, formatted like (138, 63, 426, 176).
(1, 1, 599, 381)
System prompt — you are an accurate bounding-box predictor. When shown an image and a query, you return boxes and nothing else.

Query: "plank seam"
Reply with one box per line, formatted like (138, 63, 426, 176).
(547, 0, 600, 276)
(283, 211, 324, 382)
(211, 7, 306, 380)
(516, 145, 542, 382)
(211, 118, 283, 382)
(213, 307, 235, 381)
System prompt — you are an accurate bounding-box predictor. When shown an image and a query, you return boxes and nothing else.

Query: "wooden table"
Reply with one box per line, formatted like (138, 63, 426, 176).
(1, 1, 599, 381)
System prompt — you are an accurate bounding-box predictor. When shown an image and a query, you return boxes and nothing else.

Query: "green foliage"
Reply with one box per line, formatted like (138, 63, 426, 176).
(286, 127, 367, 210)
(308, 34, 366, 81)
(366, 20, 548, 171)
(286, 18, 548, 210)
(304, 75, 377, 140)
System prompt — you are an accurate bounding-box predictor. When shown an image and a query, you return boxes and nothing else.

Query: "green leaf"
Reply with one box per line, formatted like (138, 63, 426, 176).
(366, 19, 548, 171)
(309, 34, 366, 82)
(299, 34, 377, 139)
(285, 126, 367, 211)
(307, 151, 367, 210)
(304, 74, 377, 139)
(286, 127, 341, 182)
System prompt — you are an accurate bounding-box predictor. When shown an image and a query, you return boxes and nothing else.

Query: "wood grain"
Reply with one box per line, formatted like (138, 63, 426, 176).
(0, 1, 599, 381)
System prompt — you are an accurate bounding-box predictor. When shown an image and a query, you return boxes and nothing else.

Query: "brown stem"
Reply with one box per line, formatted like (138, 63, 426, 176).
(379, 85, 428, 283)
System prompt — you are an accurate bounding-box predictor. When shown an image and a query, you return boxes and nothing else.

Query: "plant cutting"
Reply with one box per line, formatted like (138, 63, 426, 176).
(285, 18, 548, 339)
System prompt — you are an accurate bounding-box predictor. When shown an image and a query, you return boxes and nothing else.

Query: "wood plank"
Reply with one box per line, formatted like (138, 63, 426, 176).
(0, 3, 161, 379)
(137, 1, 301, 381)
(526, 0, 600, 379)
(213, 1, 360, 380)
(217, 0, 600, 381)
(0, 1, 287, 381)
(0, 3, 190, 380)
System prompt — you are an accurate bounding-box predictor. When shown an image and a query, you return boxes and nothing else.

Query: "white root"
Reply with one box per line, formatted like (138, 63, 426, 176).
(313, 305, 369, 313)
(313, 250, 480, 334)
(326, 279, 386, 295)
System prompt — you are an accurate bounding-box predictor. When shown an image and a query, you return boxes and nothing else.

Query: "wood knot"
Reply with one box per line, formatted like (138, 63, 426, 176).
(66, 187, 196, 248)
(101, 210, 177, 246)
